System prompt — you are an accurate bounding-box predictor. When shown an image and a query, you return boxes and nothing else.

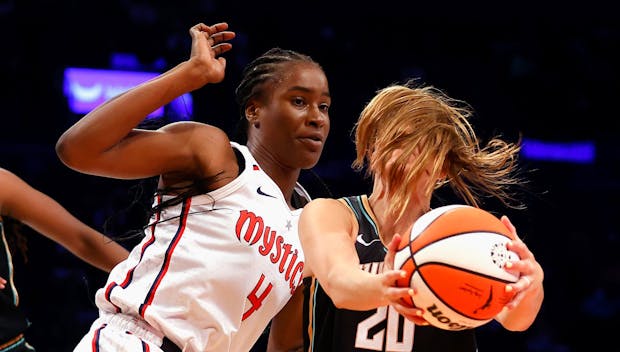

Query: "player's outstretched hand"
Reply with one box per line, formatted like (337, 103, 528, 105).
(383, 233, 431, 326)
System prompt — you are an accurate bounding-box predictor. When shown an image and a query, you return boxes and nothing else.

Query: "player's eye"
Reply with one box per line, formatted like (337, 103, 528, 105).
(292, 97, 305, 107)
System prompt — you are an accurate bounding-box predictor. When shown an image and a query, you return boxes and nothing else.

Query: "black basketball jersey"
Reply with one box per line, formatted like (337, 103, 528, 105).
(0, 220, 31, 344)
(303, 195, 478, 352)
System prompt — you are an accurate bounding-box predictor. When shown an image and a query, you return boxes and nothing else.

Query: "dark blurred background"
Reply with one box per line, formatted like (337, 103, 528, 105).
(1, 1, 618, 351)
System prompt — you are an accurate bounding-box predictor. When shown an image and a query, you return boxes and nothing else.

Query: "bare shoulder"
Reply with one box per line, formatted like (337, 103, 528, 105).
(300, 197, 359, 246)
(159, 121, 232, 157)
(159, 121, 228, 139)
(305, 197, 345, 210)
(303, 197, 354, 219)
(159, 121, 237, 183)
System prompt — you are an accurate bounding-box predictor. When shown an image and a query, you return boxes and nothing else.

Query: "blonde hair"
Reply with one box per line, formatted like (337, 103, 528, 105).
(352, 81, 524, 221)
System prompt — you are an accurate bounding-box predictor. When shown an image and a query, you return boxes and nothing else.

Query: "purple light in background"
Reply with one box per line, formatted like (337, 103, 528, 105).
(63, 68, 192, 120)
(521, 138, 595, 164)
(63, 68, 161, 116)
(110, 53, 141, 70)
(169, 94, 193, 117)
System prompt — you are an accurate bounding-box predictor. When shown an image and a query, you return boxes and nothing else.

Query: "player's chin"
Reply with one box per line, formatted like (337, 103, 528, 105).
(298, 152, 323, 169)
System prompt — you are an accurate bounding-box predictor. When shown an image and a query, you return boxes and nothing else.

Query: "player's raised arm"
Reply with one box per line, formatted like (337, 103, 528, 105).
(56, 23, 236, 180)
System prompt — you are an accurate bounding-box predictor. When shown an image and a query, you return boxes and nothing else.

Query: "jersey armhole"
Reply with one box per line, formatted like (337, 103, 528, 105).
(337, 198, 360, 242)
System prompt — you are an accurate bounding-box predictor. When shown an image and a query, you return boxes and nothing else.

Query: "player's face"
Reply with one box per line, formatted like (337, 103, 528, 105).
(387, 146, 437, 199)
(252, 63, 331, 170)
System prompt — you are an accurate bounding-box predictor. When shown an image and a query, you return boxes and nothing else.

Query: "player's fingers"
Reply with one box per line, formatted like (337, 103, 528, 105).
(189, 23, 206, 41)
(393, 304, 429, 325)
(503, 289, 526, 310)
(206, 22, 229, 34)
(387, 233, 402, 252)
(217, 57, 227, 69)
(381, 270, 406, 292)
(209, 31, 236, 45)
(212, 43, 233, 56)
(386, 286, 412, 299)
(383, 234, 401, 271)
(507, 239, 533, 261)
(505, 274, 532, 296)
(190, 23, 208, 32)
(500, 215, 521, 239)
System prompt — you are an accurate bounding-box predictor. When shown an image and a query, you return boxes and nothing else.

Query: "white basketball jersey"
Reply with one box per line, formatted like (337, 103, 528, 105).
(93, 142, 308, 351)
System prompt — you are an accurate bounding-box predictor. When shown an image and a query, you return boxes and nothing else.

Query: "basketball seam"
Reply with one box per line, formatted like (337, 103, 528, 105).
(410, 231, 512, 248)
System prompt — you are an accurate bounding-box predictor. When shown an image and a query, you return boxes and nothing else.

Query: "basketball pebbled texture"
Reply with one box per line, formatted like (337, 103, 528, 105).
(394, 204, 520, 330)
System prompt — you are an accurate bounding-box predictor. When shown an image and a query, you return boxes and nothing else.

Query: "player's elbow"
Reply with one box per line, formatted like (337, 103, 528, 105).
(320, 277, 360, 310)
(56, 133, 79, 168)
(56, 133, 95, 172)
(317, 278, 345, 308)
(329, 293, 353, 310)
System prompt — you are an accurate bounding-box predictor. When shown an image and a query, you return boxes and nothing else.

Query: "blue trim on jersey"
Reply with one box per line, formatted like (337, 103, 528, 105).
(0, 222, 18, 305)
(310, 278, 319, 352)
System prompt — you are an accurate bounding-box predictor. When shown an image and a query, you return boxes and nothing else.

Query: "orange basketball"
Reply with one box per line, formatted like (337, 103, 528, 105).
(394, 204, 520, 330)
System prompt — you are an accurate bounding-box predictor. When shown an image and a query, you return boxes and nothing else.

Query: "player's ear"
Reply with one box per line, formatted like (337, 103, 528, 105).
(385, 148, 404, 170)
(245, 100, 260, 127)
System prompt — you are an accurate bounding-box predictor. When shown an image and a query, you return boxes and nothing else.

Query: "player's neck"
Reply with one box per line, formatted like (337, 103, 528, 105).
(368, 194, 430, 243)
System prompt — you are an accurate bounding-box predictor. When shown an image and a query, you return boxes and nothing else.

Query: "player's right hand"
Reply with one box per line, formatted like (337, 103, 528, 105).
(383, 234, 430, 325)
(188, 22, 236, 86)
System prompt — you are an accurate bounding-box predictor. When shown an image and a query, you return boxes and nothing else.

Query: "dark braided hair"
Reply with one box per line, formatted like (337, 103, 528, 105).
(233, 48, 322, 142)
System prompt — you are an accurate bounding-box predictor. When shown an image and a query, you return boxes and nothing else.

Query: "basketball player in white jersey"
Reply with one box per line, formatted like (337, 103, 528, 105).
(268, 82, 544, 351)
(56, 21, 331, 351)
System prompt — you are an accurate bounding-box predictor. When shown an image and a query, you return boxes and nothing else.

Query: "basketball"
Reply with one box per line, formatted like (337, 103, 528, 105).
(394, 204, 520, 330)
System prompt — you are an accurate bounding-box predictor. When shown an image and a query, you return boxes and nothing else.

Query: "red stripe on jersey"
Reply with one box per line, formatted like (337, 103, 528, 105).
(139, 197, 191, 318)
(103, 197, 163, 312)
(92, 323, 107, 351)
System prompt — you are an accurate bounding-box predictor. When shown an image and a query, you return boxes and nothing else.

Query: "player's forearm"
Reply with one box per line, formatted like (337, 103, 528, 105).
(62, 230, 130, 272)
(322, 270, 388, 311)
(56, 61, 201, 166)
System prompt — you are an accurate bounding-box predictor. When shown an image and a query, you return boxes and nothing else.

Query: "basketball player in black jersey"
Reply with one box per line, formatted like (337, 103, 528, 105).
(267, 81, 544, 351)
(0, 167, 128, 351)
